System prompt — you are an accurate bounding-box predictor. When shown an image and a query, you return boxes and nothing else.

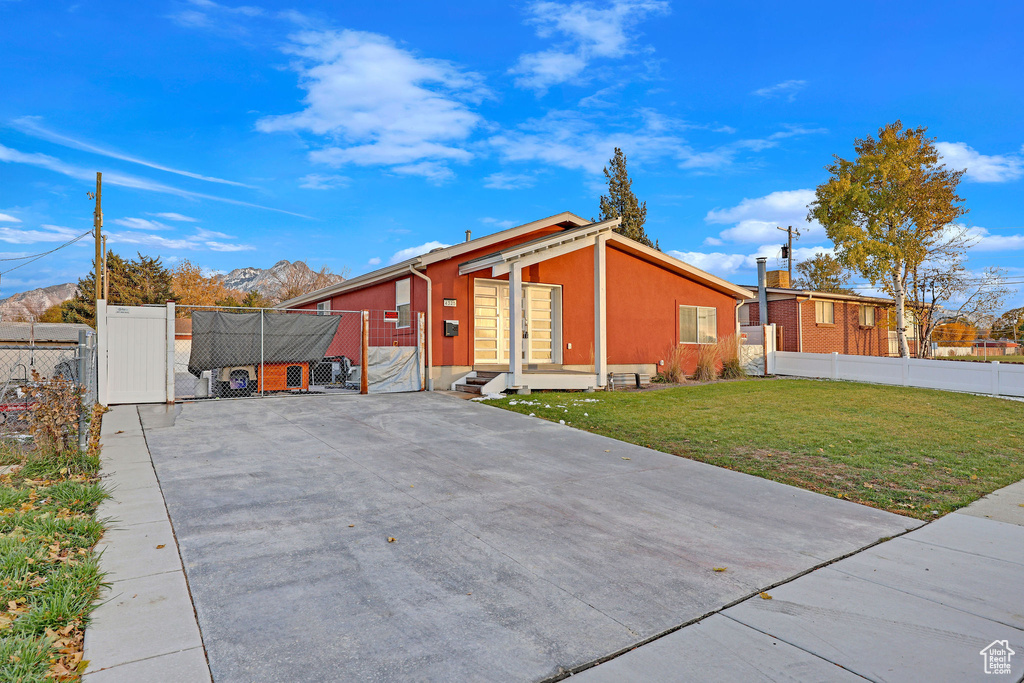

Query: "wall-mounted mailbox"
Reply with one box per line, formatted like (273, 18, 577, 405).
(444, 320, 459, 337)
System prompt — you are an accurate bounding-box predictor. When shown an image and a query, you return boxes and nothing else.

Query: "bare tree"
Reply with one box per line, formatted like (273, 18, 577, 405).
(271, 263, 347, 304)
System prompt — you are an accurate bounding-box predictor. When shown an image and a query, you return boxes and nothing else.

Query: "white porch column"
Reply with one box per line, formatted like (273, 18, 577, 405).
(509, 262, 524, 387)
(594, 234, 608, 387)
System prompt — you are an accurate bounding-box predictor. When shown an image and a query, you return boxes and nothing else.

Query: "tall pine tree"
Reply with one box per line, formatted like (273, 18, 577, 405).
(599, 147, 656, 248)
(61, 251, 173, 325)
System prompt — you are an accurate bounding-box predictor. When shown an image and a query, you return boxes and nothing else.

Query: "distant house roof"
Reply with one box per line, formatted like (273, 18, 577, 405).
(741, 286, 896, 306)
(974, 339, 1019, 347)
(0, 322, 93, 344)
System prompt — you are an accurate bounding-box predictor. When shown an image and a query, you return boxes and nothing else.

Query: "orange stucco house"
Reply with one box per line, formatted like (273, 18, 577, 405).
(279, 212, 753, 393)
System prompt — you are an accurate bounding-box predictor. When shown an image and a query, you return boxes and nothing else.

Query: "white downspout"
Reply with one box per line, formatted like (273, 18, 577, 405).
(798, 297, 806, 353)
(407, 265, 434, 391)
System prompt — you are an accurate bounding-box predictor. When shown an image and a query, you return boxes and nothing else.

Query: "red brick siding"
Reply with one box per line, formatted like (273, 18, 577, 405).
(750, 299, 898, 356)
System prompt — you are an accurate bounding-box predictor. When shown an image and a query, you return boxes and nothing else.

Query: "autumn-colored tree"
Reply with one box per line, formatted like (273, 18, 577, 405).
(37, 304, 64, 323)
(991, 306, 1024, 340)
(272, 263, 345, 304)
(792, 253, 854, 294)
(61, 251, 173, 325)
(932, 321, 976, 347)
(809, 121, 969, 358)
(171, 259, 245, 313)
(599, 148, 656, 248)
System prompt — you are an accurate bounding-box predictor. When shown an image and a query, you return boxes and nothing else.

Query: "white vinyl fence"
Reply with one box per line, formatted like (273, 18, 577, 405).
(769, 351, 1024, 398)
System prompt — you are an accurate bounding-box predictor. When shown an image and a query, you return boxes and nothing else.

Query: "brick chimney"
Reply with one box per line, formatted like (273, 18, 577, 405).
(766, 270, 791, 288)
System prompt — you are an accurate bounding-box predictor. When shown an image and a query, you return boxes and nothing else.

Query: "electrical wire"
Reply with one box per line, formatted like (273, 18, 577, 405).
(0, 229, 94, 275)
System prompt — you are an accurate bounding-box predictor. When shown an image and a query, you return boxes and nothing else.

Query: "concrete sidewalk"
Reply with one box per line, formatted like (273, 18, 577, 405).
(574, 484, 1024, 682)
(82, 405, 211, 682)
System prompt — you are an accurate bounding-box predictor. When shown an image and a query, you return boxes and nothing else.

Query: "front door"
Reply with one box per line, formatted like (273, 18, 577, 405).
(473, 280, 560, 365)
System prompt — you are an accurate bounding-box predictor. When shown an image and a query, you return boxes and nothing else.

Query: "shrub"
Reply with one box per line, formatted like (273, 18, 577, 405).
(718, 334, 747, 380)
(692, 344, 718, 383)
(22, 372, 82, 455)
(658, 345, 688, 383)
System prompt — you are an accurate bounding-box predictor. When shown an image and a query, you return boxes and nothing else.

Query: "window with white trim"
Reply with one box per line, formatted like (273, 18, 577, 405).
(859, 305, 875, 327)
(679, 305, 717, 344)
(395, 278, 411, 328)
(316, 301, 329, 316)
(815, 300, 834, 324)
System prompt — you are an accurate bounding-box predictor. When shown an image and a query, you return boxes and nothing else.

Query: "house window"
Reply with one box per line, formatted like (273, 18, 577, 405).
(815, 300, 834, 324)
(679, 305, 717, 344)
(395, 278, 411, 328)
(316, 301, 329, 316)
(859, 305, 875, 327)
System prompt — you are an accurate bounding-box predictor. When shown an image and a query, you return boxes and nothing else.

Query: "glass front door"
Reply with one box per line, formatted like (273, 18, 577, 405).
(473, 280, 559, 365)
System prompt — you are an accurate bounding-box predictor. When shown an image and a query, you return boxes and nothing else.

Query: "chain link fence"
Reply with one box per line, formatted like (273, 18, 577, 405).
(173, 306, 423, 401)
(0, 324, 97, 445)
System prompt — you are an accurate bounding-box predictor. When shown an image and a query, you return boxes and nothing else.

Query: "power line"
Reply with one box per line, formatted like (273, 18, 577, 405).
(0, 229, 93, 276)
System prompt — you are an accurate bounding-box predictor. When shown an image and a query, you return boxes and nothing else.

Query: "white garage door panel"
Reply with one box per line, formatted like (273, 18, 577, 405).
(105, 305, 168, 404)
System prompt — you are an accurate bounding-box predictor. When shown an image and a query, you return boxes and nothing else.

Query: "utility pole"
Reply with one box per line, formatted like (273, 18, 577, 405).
(777, 225, 800, 284)
(90, 172, 103, 306)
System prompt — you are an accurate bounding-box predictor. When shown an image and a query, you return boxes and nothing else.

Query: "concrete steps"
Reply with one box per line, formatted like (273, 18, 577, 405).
(454, 371, 501, 395)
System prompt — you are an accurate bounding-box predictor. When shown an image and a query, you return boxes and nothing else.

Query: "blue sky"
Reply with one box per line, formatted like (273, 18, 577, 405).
(1, 0, 1022, 307)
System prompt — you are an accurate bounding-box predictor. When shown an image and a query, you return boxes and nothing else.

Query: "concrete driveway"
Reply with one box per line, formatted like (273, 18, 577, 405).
(140, 393, 917, 682)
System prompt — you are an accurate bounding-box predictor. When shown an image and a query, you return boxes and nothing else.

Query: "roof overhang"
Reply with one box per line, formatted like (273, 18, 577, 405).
(459, 218, 620, 276)
(741, 287, 897, 306)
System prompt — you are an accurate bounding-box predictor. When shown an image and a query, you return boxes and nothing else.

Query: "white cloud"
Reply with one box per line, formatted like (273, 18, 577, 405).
(510, 0, 670, 92)
(935, 141, 1023, 183)
(0, 143, 310, 217)
(107, 227, 253, 252)
(12, 117, 255, 188)
(705, 189, 821, 243)
(752, 80, 807, 101)
(668, 244, 832, 277)
(148, 212, 198, 222)
(490, 111, 822, 176)
(0, 213, 21, 223)
(389, 161, 455, 184)
(298, 173, 350, 190)
(483, 172, 537, 190)
(481, 217, 517, 229)
(257, 29, 486, 180)
(388, 240, 451, 265)
(113, 217, 175, 231)
(367, 257, 382, 266)
(964, 226, 1024, 251)
(0, 224, 83, 245)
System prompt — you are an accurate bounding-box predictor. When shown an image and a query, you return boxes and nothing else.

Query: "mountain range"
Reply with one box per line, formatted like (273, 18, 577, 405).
(0, 260, 339, 320)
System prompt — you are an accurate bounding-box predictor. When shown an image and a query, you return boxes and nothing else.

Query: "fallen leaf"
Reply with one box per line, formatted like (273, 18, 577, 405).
(604, 450, 610, 452)
(713, 567, 727, 572)
(348, 524, 355, 527)
(115, 430, 124, 434)
(759, 592, 772, 600)
(387, 537, 396, 543)
(969, 475, 977, 480)
(155, 544, 165, 549)
(621, 457, 630, 460)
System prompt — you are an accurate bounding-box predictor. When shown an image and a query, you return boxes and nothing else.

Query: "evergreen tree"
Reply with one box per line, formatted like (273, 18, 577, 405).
(60, 251, 173, 325)
(599, 147, 655, 248)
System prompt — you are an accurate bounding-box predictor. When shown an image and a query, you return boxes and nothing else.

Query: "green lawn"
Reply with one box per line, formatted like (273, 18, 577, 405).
(484, 379, 1024, 520)
(0, 415, 106, 682)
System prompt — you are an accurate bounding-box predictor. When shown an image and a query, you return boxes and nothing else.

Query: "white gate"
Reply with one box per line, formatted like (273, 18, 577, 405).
(98, 301, 173, 405)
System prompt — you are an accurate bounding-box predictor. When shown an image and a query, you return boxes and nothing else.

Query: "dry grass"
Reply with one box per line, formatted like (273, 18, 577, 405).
(657, 345, 688, 383)
(691, 343, 718, 382)
(717, 334, 746, 380)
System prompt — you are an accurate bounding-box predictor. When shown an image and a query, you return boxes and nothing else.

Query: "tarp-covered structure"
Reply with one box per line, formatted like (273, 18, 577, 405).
(187, 311, 341, 377)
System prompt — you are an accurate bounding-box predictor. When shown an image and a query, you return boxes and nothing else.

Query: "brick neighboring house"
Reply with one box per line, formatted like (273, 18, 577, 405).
(739, 269, 917, 357)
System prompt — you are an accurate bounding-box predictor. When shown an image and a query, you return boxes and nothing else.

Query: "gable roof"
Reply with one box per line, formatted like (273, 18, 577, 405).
(277, 210, 753, 306)
(276, 211, 589, 308)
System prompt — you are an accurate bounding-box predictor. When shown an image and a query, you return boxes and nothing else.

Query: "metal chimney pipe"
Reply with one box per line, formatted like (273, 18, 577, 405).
(757, 257, 768, 327)
(465, 230, 472, 242)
